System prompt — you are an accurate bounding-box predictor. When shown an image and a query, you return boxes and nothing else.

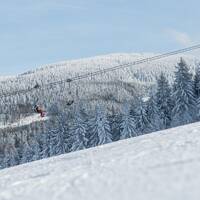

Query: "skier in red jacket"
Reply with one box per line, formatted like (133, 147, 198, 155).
(34, 105, 45, 117)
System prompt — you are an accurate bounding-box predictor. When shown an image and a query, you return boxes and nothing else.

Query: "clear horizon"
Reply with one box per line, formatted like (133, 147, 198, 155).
(0, 0, 200, 76)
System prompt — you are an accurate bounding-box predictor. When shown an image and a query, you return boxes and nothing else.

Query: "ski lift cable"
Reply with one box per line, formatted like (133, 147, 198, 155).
(69, 44, 200, 81)
(1, 44, 200, 99)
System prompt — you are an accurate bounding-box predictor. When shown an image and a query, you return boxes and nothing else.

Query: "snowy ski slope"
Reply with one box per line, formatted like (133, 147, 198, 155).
(0, 114, 49, 130)
(0, 122, 200, 200)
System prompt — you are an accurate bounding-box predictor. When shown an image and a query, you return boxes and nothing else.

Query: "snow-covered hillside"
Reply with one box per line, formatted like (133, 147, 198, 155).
(1, 53, 200, 93)
(1, 53, 199, 126)
(0, 122, 200, 200)
(0, 76, 13, 81)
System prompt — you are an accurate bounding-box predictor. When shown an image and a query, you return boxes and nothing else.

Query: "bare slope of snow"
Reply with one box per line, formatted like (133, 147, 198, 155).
(0, 122, 200, 200)
(0, 114, 49, 130)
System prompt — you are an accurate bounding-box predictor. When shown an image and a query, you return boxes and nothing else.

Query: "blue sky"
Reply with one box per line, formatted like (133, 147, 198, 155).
(0, 0, 200, 75)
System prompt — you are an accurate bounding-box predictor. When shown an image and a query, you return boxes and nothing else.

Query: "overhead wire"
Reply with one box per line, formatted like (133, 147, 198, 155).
(1, 44, 200, 99)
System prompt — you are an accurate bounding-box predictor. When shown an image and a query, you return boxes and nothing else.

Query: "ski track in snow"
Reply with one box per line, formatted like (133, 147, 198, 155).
(0, 114, 48, 129)
(0, 122, 200, 200)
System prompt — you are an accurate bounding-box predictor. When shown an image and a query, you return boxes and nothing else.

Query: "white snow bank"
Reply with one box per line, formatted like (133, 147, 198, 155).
(0, 122, 200, 200)
(0, 114, 49, 129)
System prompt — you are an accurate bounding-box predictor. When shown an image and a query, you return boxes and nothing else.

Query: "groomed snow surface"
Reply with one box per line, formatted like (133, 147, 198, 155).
(0, 114, 49, 130)
(1, 122, 200, 200)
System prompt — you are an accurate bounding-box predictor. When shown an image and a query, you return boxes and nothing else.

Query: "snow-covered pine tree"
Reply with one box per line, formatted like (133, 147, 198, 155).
(134, 99, 151, 135)
(155, 73, 173, 129)
(49, 113, 69, 156)
(49, 129, 57, 157)
(29, 137, 41, 161)
(3, 143, 19, 168)
(20, 140, 34, 164)
(13, 134, 24, 161)
(41, 131, 51, 159)
(120, 102, 136, 140)
(50, 128, 66, 156)
(70, 108, 88, 152)
(146, 94, 160, 132)
(0, 153, 4, 169)
(194, 63, 200, 119)
(87, 105, 112, 147)
(172, 58, 196, 125)
(108, 105, 120, 141)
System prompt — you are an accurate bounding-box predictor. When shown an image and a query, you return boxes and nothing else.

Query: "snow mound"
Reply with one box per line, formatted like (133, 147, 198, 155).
(0, 122, 200, 200)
